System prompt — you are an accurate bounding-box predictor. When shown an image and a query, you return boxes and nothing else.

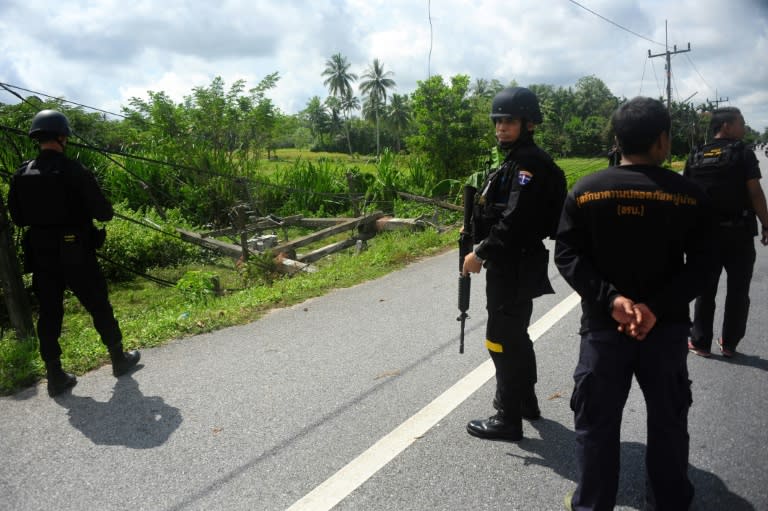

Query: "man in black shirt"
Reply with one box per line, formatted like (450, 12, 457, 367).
(555, 97, 712, 510)
(8, 110, 140, 397)
(684, 107, 768, 358)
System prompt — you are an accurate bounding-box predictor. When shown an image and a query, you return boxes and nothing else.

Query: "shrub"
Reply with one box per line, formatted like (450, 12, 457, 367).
(175, 270, 220, 303)
(99, 203, 200, 281)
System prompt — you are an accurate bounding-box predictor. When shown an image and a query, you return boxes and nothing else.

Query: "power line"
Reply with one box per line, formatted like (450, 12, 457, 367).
(0, 81, 129, 120)
(96, 253, 177, 287)
(427, 0, 433, 78)
(566, 0, 665, 47)
(683, 53, 714, 94)
(638, 54, 649, 97)
(0, 123, 350, 201)
(0, 78, 370, 204)
(649, 56, 665, 99)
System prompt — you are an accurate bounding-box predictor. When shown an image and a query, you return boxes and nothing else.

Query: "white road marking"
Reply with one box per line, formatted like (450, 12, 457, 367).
(285, 291, 581, 511)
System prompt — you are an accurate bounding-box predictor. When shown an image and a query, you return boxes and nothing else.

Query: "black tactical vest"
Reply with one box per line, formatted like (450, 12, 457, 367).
(472, 159, 518, 243)
(11, 160, 76, 226)
(686, 141, 749, 220)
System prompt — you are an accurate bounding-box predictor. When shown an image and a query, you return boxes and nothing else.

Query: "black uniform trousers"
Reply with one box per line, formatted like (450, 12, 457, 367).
(690, 225, 755, 352)
(32, 257, 122, 365)
(570, 324, 693, 511)
(485, 266, 537, 417)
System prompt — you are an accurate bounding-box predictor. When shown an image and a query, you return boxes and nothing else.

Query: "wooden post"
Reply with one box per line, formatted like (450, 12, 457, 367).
(395, 191, 463, 212)
(0, 196, 34, 339)
(346, 171, 362, 217)
(235, 206, 249, 261)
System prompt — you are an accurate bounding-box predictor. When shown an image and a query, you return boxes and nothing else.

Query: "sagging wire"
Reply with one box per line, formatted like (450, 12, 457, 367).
(96, 253, 176, 288)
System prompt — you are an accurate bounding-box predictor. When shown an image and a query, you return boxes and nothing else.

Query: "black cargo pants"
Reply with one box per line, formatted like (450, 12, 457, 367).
(32, 258, 122, 364)
(484, 266, 537, 418)
(570, 324, 694, 511)
(691, 225, 756, 351)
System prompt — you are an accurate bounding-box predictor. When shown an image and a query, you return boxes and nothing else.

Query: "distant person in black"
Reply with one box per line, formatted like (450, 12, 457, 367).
(684, 107, 768, 359)
(555, 97, 713, 511)
(8, 110, 140, 397)
(463, 87, 566, 441)
(607, 143, 621, 166)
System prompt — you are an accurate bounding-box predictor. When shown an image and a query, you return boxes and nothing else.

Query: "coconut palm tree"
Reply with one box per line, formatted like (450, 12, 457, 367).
(386, 93, 411, 152)
(359, 58, 396, 156)
(322, 53, 357, 98)
(324, 96, 343, 143)
(322, 53, 358, 153)
(340, 90, 360, 154)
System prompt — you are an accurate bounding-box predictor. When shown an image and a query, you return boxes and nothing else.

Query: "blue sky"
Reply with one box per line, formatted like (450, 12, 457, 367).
(1, 0, 767, 131)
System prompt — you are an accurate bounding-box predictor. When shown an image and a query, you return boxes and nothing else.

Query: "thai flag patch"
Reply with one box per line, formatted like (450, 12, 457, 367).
(518, 170, 533, 186)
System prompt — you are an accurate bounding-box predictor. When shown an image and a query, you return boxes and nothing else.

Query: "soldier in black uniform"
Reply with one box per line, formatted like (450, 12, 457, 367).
(555, 97, 713, 510)
(684, 107, 768, 358)
(463, 87, 567, 441)
(8, 110, 140, 397)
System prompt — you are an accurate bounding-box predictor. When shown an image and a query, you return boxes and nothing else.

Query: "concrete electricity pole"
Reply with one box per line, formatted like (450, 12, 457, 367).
(0, 195, 34, 339)
(707, 92, 729, 109)
(648, 21, 691, 111)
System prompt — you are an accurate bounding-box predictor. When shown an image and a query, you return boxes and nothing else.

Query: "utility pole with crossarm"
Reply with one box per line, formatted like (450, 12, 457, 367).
(648, 21, 691, 111)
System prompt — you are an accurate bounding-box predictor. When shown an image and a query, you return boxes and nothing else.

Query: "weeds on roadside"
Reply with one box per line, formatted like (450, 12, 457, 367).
(0, 227, 456, 396)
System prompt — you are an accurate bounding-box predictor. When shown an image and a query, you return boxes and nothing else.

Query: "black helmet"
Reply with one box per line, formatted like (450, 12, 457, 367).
(490, 87, 543, 124)
(28, 109, 72, 139)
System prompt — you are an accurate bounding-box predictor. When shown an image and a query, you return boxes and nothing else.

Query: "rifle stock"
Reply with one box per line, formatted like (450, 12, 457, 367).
(457, 185, 477, 354)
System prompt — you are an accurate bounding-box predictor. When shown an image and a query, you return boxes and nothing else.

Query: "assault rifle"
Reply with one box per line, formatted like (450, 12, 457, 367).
(457, 185, 477, 354)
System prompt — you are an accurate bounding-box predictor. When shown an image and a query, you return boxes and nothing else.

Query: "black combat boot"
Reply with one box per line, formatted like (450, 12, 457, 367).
(521, 388, 541, 421)
(466, 412, 523, 441)
(109, 345, 141, 377)
(45, 361, 77, 397)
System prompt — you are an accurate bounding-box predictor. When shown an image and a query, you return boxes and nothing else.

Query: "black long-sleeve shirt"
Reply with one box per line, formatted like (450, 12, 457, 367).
(555, 164, 713, 333)
(8, 149, 113, 228)
(474, 142, 567, 262)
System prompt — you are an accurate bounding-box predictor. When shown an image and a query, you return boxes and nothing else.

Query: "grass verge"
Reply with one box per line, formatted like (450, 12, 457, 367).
(0, 228, 456, 395)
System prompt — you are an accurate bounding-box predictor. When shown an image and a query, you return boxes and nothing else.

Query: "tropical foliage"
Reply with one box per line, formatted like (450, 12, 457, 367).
(2, 61, 763, 237)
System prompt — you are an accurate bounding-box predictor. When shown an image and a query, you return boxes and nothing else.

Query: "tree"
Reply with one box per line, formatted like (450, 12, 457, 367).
(386, 93, 411, 152)
(470, 78, 505, 100)
(324, 96, 344, 142)
(322, 53, 357, 99)
(359, 58, 396, 156)
(573, 75, 618, 119)
(407, 74, 484, 182)
(340, 90, 361, 153)
(528, 84, 575, 156)
(301, 96, 330, 147)
(322, 53, 358, 154)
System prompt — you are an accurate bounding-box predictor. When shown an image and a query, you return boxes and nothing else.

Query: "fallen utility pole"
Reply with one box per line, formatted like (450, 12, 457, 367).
(0, 196, 34, 339)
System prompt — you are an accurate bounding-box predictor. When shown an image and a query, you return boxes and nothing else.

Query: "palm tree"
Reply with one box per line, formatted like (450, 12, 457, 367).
(359, 58, 396, 156)
(386, 93, 411, 152)
(324, 96, 343, 143)
(340, 90, 360, 154)
(302, 96, 329, 146)
(322, 53, 358, 153)
(322, 53, 357, 98)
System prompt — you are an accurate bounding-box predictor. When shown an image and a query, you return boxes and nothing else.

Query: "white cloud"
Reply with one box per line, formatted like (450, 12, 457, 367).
(0, 0, 766, 131)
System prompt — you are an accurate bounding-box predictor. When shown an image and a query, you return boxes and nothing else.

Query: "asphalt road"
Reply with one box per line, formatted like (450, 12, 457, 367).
(1, 151, 767, 511)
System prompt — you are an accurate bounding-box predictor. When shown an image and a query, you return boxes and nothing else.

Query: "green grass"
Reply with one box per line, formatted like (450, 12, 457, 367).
(260, 148, 381, 176)
(556, 157, 687, 188)
(557, 157, 608, 188)
(1, 154, 615, 395)
(0, 227, 457, 395)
